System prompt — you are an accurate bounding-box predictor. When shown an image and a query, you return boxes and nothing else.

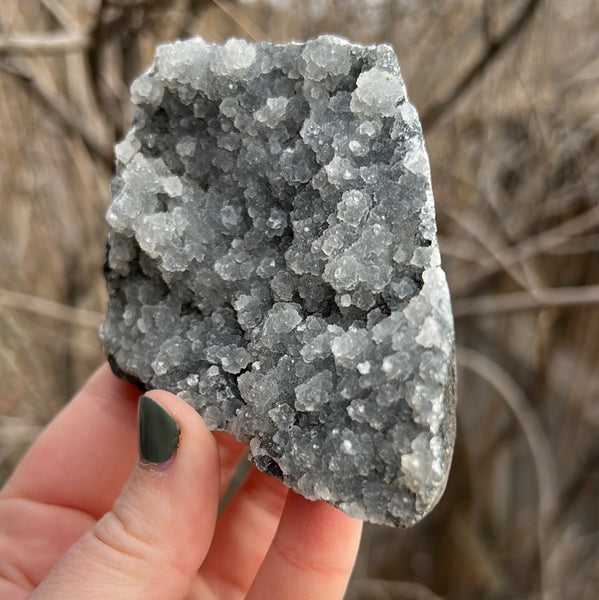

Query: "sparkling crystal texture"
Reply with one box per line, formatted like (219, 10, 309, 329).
(101, 35, 456, 526)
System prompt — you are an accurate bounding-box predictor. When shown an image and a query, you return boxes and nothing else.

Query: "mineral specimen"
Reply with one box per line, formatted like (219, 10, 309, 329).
(100, 35, 456, 527)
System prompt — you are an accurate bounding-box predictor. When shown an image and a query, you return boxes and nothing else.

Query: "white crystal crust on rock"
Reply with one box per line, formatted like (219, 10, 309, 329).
(101, 35, 456, 527)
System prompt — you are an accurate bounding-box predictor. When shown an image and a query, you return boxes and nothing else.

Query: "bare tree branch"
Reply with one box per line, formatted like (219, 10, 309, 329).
(0, 289, 103, 328)
(422, 0, 544, 130)
(456, 346, 558, 598)
(452, 203, 599, 297)
(0, 32, 89, 56)
(0, 60, 112, 163)
(443, 206, 542, 292)
(209, 0, 266, 42)
(453, 285, 599, 317)
(487, 203, 599, 271)
(39, 0, 80, 30)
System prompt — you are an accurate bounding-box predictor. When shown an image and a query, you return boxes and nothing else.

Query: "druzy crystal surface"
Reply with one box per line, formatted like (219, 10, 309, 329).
(101, 36, 456, 526)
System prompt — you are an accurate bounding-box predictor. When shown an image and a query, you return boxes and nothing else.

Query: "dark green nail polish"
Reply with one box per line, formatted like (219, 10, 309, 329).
(138, 395, 180, 464)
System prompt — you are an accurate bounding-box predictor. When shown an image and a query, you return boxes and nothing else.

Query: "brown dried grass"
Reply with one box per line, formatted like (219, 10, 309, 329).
(1, 1, 598, 598)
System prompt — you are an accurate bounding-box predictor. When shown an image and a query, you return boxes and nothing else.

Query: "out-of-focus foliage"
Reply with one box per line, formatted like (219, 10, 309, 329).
(1, 1, 598, 598)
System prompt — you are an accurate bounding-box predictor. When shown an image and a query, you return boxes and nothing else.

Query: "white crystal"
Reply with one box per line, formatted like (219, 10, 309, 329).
(294, 371, 333, 411)
(350, 66, 406, 117)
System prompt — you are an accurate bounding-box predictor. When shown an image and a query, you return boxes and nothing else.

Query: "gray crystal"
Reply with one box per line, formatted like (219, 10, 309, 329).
(100, 35, 456, 527)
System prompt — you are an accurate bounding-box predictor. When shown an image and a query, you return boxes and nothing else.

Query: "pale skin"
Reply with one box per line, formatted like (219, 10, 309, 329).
(0, 364, 362, 599)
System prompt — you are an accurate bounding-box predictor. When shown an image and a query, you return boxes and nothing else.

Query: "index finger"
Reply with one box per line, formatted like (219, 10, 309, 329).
(2, 363, 249, 519)
(1, 363, 140, 519)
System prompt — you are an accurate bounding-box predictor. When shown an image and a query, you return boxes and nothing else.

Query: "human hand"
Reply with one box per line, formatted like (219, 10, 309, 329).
(0, 364, 362, 599)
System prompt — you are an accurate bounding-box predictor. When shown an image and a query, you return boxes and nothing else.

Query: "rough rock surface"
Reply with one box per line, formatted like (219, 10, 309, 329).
(100, 35, 456, 527)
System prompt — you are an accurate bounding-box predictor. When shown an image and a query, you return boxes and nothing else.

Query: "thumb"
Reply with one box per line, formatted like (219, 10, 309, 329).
(30, 393, 220, 600)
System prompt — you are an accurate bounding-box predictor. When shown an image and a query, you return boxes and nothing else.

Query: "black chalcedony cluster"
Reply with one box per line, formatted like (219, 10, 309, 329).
(101, 36, 456, 526)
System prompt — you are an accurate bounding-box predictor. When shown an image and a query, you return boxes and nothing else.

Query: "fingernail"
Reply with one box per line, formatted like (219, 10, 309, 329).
(138, 395, 180, 464)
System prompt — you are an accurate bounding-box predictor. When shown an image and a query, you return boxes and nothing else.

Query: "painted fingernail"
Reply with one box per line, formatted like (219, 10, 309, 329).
(138, 395, 180, 464)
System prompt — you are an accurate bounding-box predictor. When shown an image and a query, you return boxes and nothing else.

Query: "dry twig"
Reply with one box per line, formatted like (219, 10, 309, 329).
(0, 289, 103, 328)
(443, 206, 542, 292)
(39, 0, 79, 30)
(0, 32, 89, 56)
(0, 59, 112, 163)
(422, 0, 544, 129)
(457, 346, 559, 598)
(209, 0, 266, 42)
(453, 285, 599, 317)
(482, 203, 599, 273)
(445, 201, 599, 297)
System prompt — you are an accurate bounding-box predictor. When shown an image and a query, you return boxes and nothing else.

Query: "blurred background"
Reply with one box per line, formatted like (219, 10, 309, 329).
(1, 0, 598, 598)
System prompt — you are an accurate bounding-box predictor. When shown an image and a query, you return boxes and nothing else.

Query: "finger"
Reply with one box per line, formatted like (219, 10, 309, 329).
(198, 466, 288, 598)
(0, 498, 95, 595)
(245, 492, 362, 600)
(28, 392, 220, 600)
(1, 363, 140, 518)
(2, 363, 248, 518)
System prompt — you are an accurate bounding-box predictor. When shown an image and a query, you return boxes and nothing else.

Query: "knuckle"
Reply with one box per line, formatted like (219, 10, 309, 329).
(91, 503, 186, 580)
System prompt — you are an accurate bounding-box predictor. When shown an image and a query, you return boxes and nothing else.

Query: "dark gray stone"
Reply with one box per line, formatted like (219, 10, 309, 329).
(101, 35, 456, 526)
